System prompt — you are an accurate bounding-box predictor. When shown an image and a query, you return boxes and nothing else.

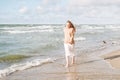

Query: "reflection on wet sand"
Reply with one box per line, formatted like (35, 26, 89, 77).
(66, 64, 79, 80)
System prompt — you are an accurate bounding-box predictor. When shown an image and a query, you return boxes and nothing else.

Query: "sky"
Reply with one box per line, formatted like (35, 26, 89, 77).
(0, 0, 120, 24)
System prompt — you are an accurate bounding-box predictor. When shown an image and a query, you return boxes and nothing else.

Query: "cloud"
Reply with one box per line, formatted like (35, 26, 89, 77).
(42, 0, 61, 5)
(36, 4, 64, 15)
(19, 6, 28, 14)
(69, 0, 120, 6)
(67, 0, 120, 19)
(34, 0, 120, 24)
(36, 6, 44, 13)
(1, 0, 120, 24)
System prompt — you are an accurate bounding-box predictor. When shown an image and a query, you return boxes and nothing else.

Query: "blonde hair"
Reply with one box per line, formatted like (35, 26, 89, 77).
(67, 20, 76, 32)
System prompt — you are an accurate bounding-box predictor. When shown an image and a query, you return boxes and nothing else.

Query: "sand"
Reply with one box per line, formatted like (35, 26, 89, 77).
(102, 50, 120, 70)
(2, 50, 120, 80)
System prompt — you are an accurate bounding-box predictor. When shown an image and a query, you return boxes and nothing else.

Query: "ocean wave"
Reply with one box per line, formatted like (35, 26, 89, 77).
(80, 25, 120, 30)
(0, 25, 63, 34)
(80, 25, 105, 30)
(105, 25, 120, 29)
(0, 58, 55, 78)
(0, 25, 62, 30)
(75, 37, 86, 41)
(3, 29, 54, 34)
(0, 55, 29, 62)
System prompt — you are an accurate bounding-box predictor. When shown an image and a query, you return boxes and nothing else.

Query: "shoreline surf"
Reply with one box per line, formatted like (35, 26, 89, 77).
(0, 24, 120, 79)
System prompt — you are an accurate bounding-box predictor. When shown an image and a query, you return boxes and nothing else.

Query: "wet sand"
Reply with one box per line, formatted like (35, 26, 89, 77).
(102, 50, 120, 70)
(2, 50, 120, 80)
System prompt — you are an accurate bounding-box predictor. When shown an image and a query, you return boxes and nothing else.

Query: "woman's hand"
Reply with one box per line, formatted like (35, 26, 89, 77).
(69, 41, 73, 44)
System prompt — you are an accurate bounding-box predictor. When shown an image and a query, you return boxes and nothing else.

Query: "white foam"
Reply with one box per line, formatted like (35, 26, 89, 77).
(80, 25, 120, 30)
(81, 25, 105, 30)
(0, 25, 61, 31)
(0, 26, 50, 30)
(4, 29, 54, 34)
(75, 37, 86, 41)
(0, 58, 54, 78)
(0, 25, 61, 34)
(105, 25, 120, 29)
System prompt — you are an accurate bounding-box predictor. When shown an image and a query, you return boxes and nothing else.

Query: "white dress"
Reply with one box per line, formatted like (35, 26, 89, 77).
(64, 43, 75, 57)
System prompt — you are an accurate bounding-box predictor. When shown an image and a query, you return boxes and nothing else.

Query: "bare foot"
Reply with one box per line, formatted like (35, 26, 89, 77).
(71, 62, 75, 65)
(65, 64, 69, 68)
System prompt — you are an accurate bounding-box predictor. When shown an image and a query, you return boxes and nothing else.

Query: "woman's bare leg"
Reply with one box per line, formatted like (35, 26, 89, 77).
(65, 56, 69, 67)
(71, 56, 75, 64)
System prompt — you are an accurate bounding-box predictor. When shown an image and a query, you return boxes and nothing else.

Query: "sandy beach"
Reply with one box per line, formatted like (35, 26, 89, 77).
(102, 50, 120, 70)
(1, 0, 120, 79)
(2, 49, 120, 80)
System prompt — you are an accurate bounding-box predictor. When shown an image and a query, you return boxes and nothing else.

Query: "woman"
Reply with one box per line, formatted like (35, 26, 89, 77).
(64, 20, 76, 67)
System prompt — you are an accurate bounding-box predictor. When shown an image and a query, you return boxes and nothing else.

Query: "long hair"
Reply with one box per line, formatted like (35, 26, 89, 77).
(67, 20, 76, 32)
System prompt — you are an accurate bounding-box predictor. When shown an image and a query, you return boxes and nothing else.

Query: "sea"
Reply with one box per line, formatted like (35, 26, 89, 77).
(0, 24, 120, 78)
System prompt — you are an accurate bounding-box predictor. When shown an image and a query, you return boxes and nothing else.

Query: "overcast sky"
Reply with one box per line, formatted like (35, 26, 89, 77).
(0, 0, 120, 24)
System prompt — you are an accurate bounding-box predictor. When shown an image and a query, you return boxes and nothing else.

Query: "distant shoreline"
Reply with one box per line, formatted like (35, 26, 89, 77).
(0, 24, 120, 25)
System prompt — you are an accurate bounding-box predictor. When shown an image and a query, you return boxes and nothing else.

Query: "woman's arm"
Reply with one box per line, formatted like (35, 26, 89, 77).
(69, 28, 75, 44)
